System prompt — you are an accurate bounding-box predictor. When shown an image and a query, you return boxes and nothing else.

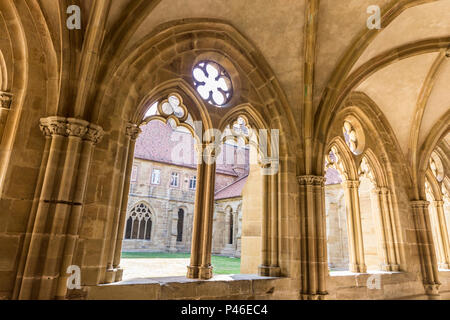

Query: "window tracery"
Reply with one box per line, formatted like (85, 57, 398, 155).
(192, 61, 233, 107)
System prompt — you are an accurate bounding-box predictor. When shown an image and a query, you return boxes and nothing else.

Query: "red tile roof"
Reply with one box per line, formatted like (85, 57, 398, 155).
(214, 175, 249, 200)
(135, 121, 249, 176)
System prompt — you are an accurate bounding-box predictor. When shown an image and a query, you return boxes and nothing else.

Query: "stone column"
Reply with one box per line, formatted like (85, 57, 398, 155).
(187, 143, 216, 280)
(14, 117, 103, 300)
(371, 187, 400, 271)
(259, 164, 281, 276)
(0, 91, 12, 140)
(410, 200, 441, 299)
(111, 124, 141, 281)
(342, 180, 367, 273)
(198, 144, 217, 279)
(55, 123, 103, 299)
(431, 200, 450, 269)
(298, 175, 328, 300)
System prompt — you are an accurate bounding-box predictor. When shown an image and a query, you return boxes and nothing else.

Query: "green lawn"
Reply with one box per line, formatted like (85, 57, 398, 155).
(121, 252, 241, 275)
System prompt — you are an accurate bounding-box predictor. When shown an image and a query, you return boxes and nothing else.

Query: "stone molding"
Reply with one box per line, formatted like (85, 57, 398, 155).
(410, 200, 430, 209)
(341, 179, 360, 188)
(40, 116, 104, 144)
(0, 91, 12, 109)
(126, 123, 142, 141)
(297, 175, 325, 186)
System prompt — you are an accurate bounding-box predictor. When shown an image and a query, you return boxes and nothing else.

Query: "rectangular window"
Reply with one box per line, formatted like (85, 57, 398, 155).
(151, 169, 161, 185)
(189, 176, 197, 190)
(170, 172, 179, 187)
(131, 165, 138, 182)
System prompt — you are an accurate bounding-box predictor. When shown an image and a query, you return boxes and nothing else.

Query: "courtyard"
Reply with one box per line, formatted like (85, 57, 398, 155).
(121, 252, 241, 280)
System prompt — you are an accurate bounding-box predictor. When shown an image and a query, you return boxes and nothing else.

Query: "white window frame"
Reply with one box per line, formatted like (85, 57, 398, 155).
(151, 168, 161, 185)
(170, 172, 179, 188)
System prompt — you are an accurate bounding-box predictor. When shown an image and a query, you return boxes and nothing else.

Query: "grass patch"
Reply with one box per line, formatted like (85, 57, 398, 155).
(121, 252, 241, 275)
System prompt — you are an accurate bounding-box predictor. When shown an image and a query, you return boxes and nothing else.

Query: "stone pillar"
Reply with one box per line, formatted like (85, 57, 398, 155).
(14, 116, 103, 300)
(259, 164, 281, 277)
(371, 187, 400, 271)
(410, 200, 441, 299)
(431, 200, 450, 269)
(110, 124, 141, 282)
(342, 180, 367, 273)
(298, 175, 328, 300)
(187, 143, 216, 280)
(55, 123, 103, 299)
(0, 91, 12, 140)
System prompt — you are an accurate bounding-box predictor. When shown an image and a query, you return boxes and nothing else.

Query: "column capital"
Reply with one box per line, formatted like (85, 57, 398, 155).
(432, 200, 444, 208)
(67, 118, 89, 138)
(297, 175, 325, 186)
(85, 124, 104, 145)
(410, 200, 430, 209)
(40, 116, 104, 144)
(341, 179, 360, 188)
(40, 116, 68, 137)
(0, 91, 12, 109)
(125, 123, 141, 141)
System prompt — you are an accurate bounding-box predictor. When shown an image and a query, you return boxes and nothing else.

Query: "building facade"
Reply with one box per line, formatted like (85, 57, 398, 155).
(122, 121, 248, 258)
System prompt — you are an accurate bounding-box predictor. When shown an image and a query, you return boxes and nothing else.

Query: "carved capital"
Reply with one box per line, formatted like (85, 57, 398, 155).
(126, 123, 141, 141)
(85, 124, 104, 145)
(66, 118, 89, 138)
(297, 175, 325, 187)
(0, 91, 12, 109)
(432, 200, 444, 208)
(410, 200, 429, 210)
(39, 116, 68, 137)
(341, 179, 360, 189)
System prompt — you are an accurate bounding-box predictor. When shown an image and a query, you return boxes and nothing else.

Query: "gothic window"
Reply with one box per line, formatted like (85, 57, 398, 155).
(192, 61, 233, 107)
(342, 117, 365, 155)
(429, 153, 444, 182)
(189, 176, 197, 190)
(170, 172, 179, 187)
(124, 203, 152, 240)
(151, 169, 161, 185)
(177, 208, 184, 242)
(229, 210, 234, 245)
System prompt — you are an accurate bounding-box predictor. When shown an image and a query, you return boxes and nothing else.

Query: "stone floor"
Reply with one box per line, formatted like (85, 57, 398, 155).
(121, 258, 190, 280)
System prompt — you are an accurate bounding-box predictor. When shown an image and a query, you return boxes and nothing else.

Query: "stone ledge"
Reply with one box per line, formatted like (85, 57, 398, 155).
(84, 275, 293, 300)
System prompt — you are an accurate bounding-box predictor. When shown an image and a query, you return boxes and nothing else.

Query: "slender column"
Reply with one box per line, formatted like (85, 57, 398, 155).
(298, 175, 328, 300)
(410, 200, 441, 299)
(259, 163, 281, 276)
(187, 143, 207, 279)
(109, 124, 141, 282)
(198, 144, 217, 279)
(342, 180, 367, 273)
(431, 200, 450, 269)
(371, 187, 400, 271)
(259, 163, 270, 274)
(0, 91, 12, 140)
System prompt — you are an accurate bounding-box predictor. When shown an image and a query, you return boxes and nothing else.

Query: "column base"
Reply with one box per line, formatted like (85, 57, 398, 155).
(186, 265, 199, 279)
(105, 267, 124, 283)
(300, 292, 328, 300)
(199, 266, 213, 280)
(424, 283, 441, 300)
(381, 264, 400, 272)
(349, 263, 367, 273)
(258, 265, 281, 277)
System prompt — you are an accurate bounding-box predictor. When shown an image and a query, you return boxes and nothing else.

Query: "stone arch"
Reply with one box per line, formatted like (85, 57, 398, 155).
(125, 201, 155, 241)
(0, 50, 7, 92)
(90, 19, 298, 157)
(325, 137, 359, 182)
(417, 111, 450, 200)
